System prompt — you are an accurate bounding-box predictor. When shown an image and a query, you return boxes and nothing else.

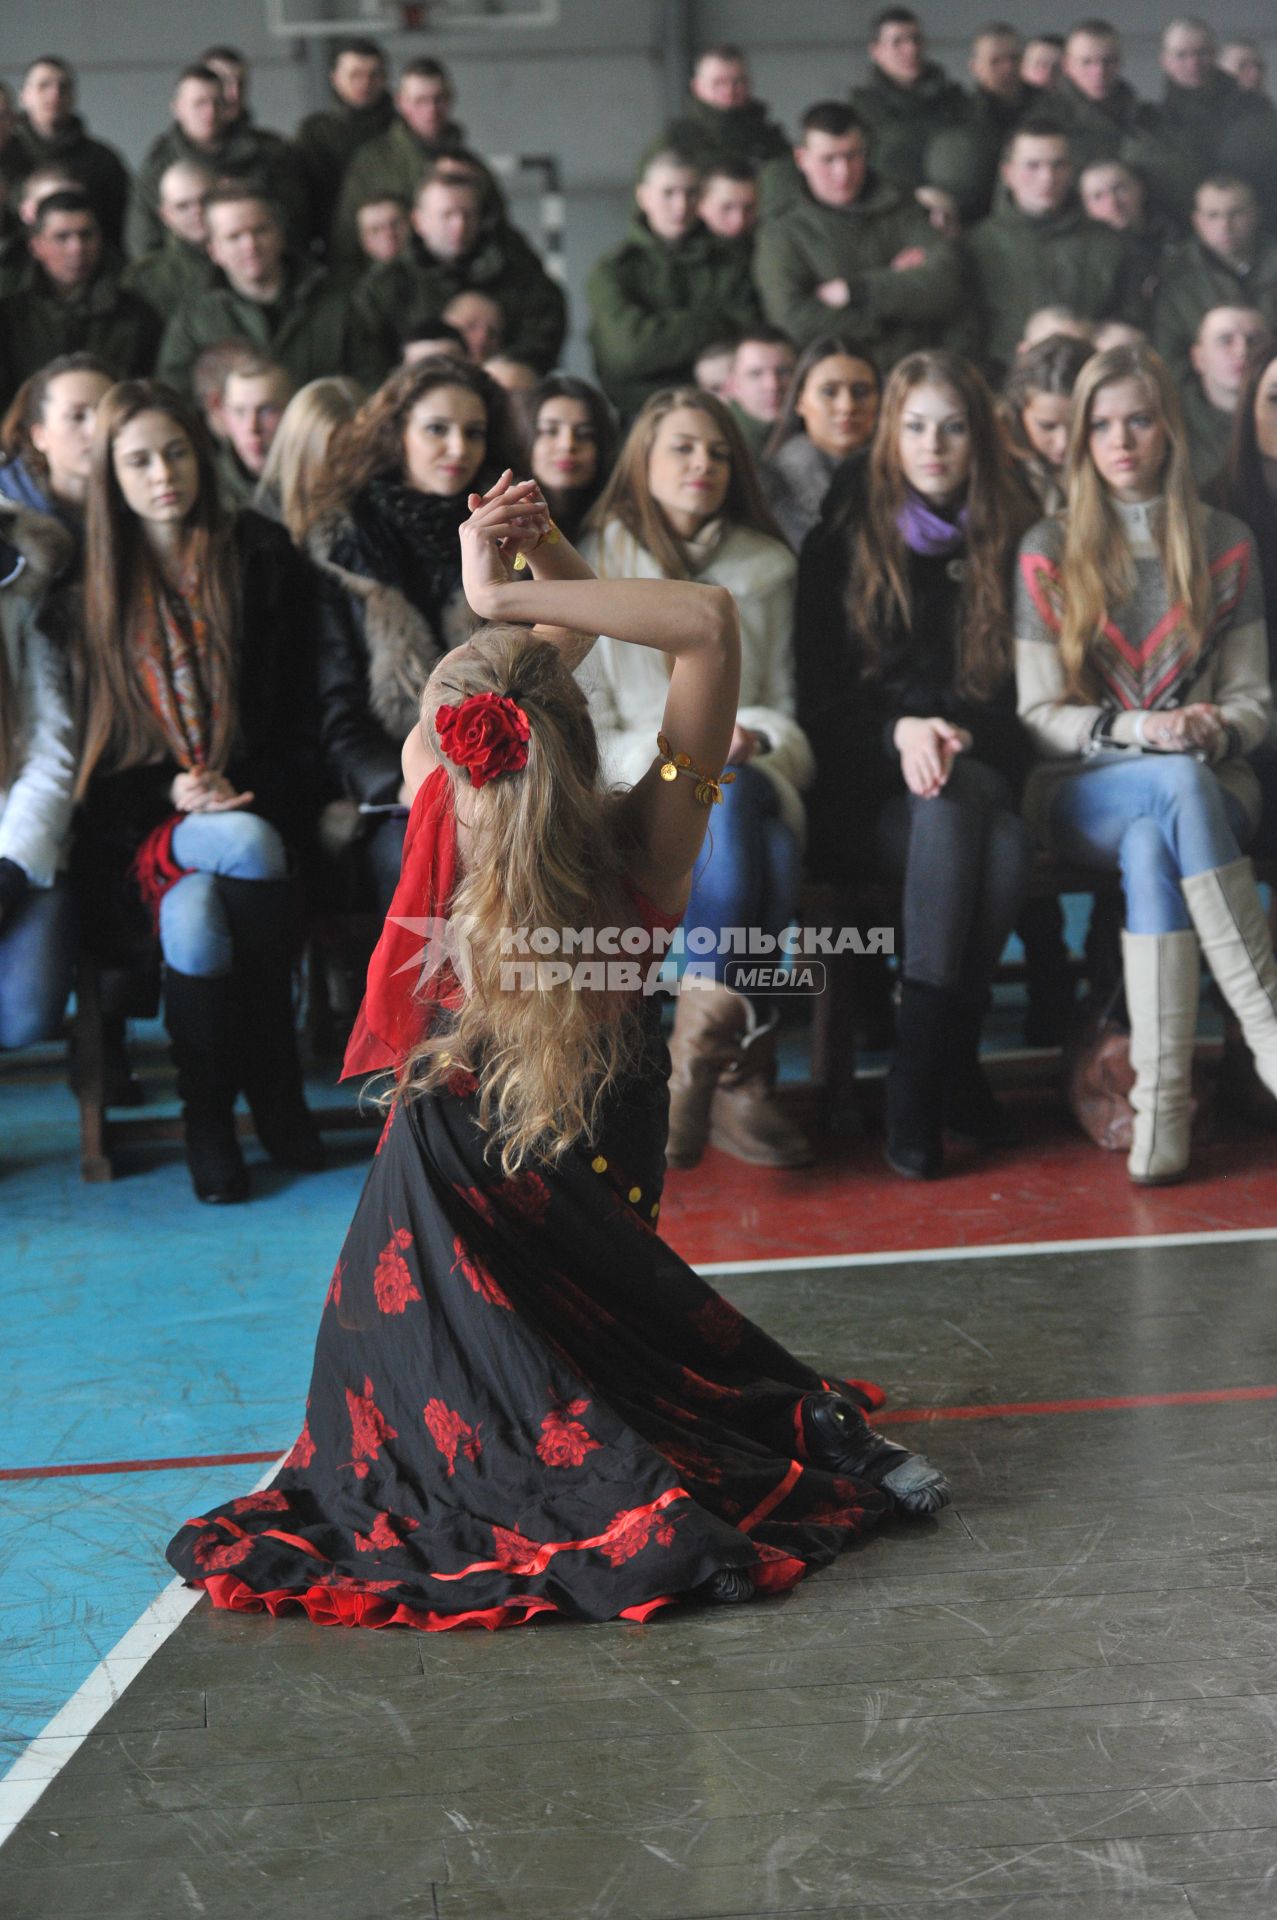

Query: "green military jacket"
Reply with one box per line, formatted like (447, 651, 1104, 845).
(586, 216, 759, 418)
(0, 265, 161, 402)
(157, 258, 378, 392)
(353, 222, 567, 378)
(1179, 376, 1233, 489)
(849, 62, 967, 192)
(127, 121, 311, 260)
(1152, 237, 1277, 384)
(213, 437, 260, 510)
(923, 81, 1041, 222)
(330, 116, 468, 268)
(967, 200, 1138, 373)
(8, 113, 131, 251)
(752, 173, 960, 359)
(663, 95, 790, 172)
(295, 93, 397, 223)
(1126, 73, 1270, 226)
(121, 237, 219, 326)
(1046, 77, 1145, 174)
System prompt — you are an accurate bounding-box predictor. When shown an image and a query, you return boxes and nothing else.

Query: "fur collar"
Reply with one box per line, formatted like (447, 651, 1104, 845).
(0, 496, 73, 599)
(315, 542, 475, 738)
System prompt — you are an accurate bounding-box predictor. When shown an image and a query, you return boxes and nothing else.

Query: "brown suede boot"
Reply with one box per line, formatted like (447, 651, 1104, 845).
(665, 981, 750, 1169)
(709, 1005, 815, 1169)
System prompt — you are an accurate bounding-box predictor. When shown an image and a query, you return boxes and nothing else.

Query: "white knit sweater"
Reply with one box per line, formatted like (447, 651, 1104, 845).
(0, 502, 75, 887)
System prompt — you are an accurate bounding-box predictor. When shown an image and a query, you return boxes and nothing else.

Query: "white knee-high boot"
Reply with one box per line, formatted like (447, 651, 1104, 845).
(1122, 929, 1201, 1185)
(1181, 858, 1277, 1097)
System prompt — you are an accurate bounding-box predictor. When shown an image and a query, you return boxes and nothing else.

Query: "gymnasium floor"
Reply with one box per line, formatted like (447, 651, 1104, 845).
(3, 1003, 1277, 1918)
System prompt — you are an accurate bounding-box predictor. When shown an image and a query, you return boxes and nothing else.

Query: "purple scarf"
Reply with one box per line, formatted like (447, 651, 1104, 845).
(897, 490, 968, 556)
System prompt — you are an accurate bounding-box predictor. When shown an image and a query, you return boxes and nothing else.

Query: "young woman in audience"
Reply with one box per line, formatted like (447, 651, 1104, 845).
(309, 359, 512, 914)
(0, 493, 76, 1052)
(254, 376, 365, 544)
(517, 373, 617, 544)
(580, 386, 814, 1171)
(0, 354, 116, 536)
(797, 350, 1036, 1180)
(1016, 343, 1275, 1185)
(1000, 333, 1095, 515)
(70, 380, 324, 1204)
(166, 474, 949, 1631)
(762, 338, 881, 551)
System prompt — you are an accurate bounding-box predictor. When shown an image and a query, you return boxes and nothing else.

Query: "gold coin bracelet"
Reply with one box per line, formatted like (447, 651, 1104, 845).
(512, 523, 561, 571)
(657, 731, 736, 807)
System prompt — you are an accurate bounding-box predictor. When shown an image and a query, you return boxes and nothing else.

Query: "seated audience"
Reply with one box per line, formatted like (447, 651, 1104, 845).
(967, 118, 1138, 377)
(198, 46, 254, 141)
(698, 159, 759, 250)
(1015, 342, 1275, 1185)
(309, 360, 507, 914)
(587, 148, 758, 418)
(761, 336, 880, 550)
(693, 340, 736, 397)
(1000, 330, 1095, 513)
(725, 323, 797, 455)
(1093, 319, 1146, 352)
(357, 167, 566, 381)
(753, 101, 960, 360)
(443, 288, 504, 363)
(797, 350, 1034, 1178)
(158, 187, 376, 393)
(664, 43, 789, 173)
(850, 7, 967, 193)
(0, 488, 77, 1051)
(11, 56, 129, 251)
(1018, 305, 1095, 353)
(1078, 158, 1175, 310)
(0, 352, 115, 533)
(121, 160, 218, 317)
(1130, 19, 1270, 227)
(352, 193, 412, 277)
(128, 63, 309, 260)
(1218, 42, 1266, 97)
(1152, 177, 1277, 385)
(215, 351, 293, 506)
(517, 372, 617, 543)
(922, 22, 1037, 225)
(68, 379, 324, 1201)
(1180, 305, 1270, 487)
(294, 37, 394, 217)
(400, 319, 468, 365)
(0, 193, 161, 402)
(579, 387, 814, 1169)
(1048, 19, 1143, 172)
(331, 57, 465, 268)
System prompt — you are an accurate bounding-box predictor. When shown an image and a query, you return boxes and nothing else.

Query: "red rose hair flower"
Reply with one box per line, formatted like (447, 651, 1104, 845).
(435, 691, 531, 788)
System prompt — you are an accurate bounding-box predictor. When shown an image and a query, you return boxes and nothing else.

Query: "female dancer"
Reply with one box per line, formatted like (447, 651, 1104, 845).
(72, 380, 324, 1203)
(1016, 343, 1275, 1184)
(312, 359, 510, 913)
(798, 351, 1035, 1180)
(761, 338, 880, 551)
(166, 475, 949, 1630)
(580, 387, 814, 1170)
(517, 373, 617, 543)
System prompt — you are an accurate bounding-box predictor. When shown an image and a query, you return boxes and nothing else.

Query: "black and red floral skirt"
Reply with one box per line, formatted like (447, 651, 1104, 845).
(166, 1046, 895, 1631)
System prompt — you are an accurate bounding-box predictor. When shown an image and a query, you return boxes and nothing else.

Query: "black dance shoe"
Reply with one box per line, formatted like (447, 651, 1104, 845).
(802, 1393, 950, 1517)
(699, 1567, 755, 1605)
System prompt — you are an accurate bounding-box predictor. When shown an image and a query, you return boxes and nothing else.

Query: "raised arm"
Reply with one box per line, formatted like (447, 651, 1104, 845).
(460, 478, 740, 911)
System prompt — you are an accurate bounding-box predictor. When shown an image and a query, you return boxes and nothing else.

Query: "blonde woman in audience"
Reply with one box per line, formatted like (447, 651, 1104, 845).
(254, 376, 365, 544)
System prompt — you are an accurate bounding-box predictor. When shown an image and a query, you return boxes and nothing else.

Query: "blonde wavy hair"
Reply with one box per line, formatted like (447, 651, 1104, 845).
(394, 625, 650, 1174)
(254, 376, 364, 543)
(1058, 344, 1210, 698)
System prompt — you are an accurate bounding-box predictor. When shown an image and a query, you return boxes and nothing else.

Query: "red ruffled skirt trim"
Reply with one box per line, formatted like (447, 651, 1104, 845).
(199, 1550, 810, 1634)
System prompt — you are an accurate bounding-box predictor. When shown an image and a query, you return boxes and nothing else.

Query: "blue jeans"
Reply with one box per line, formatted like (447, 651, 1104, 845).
(1047, 755, 1252, 934)
(683, 763, 802, 984)
(160, 812, 287, 977)
(0, 875, 76, 1048)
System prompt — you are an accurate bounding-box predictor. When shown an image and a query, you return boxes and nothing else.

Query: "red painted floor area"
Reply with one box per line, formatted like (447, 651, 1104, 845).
(658, 1087, 1277, 1265)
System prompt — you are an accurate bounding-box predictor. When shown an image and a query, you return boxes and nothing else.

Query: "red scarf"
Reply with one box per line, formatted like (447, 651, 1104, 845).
(341, 766, 459, 1079)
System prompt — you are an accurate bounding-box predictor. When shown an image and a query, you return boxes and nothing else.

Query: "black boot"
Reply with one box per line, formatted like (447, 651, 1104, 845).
(216, 878, 325, 1172)
(884, 978, 950, 1179)
(802, 1394, 950, 1516)
(164, 967, 249, 1204)
(945, 995, 1020, 1148)
(1019, 897, 1075, 1047)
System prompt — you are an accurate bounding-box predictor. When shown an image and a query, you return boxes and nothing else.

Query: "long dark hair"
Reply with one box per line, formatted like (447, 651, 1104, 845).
(844, 350, 1033, 701)
(763, 334, 880, 461)
(586, 386, 784, 580)
(514, 374, 617, 540)
(1216, 338, 1277, 614)
(77, 380, 238, 798)
(310, 357, 512, 522)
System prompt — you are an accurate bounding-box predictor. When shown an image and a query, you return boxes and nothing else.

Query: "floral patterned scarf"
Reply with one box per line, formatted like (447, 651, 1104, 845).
(132, 565, 215, 772)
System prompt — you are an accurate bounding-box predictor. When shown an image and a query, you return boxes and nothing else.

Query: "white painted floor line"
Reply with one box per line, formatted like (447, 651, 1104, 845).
(699, 1225, 1277, 1275)
(0, 1455, 285, 1852)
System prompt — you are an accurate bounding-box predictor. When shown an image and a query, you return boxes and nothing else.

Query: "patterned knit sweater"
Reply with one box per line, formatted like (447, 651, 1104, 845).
(1014, 498, 1271, 838)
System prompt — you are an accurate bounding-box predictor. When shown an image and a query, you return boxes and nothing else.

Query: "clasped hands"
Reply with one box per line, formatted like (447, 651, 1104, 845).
(894, 716, 973, 798)
(459, 469, 554, 618)
(169, 768, 255, 812)
(1139, 703, 1224, 755)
